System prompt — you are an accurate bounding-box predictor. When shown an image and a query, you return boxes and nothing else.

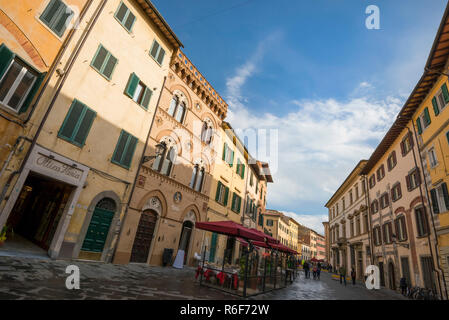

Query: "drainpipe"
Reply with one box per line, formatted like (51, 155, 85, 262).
(0, 0, 106, 218)
(363, 175, 375, 266)
(409, 124, 448, 299)
(111, 75, 167, 263)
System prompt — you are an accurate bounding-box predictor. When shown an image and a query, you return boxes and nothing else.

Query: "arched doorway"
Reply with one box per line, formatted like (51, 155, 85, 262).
(388, 262, 396, 290)
(81, 198, 116, 254)
(179, 220, 194, 265)
(130, 210, 158, 263)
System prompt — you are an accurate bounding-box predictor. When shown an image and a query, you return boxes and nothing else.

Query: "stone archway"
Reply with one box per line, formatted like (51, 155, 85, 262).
(74, 191, 122, 262)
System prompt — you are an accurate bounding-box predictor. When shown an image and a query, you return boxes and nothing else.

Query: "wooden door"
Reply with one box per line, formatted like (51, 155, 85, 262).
(81, 198, 116, 253)
(130, 210, 157, 263)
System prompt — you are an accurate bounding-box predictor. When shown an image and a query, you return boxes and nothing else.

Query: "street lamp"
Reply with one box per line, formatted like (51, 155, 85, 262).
(142, 142, 165, 163)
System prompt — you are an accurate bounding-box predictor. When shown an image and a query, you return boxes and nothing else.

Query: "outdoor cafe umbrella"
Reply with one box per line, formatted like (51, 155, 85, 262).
(195, 221, 269, 242)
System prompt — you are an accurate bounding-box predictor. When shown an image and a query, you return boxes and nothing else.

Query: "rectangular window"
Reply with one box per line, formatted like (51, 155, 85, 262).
(406, 168, 421, 191)
(124, 73, 152, 109)
(387, 151, 397, 171)
(267, 219, 273, 226)
(58, 99, 96, 147)
(415, 207, 429, 237)
(383, 223, 392, 244)
(431, 183, 449, 214)
(363, 215, 369, 233)
(215, 181, 229, 206)
(112, 130, 138, 169)
(349, 190, 353, 205)
(355, 184, 359, 199)
(401, 133, 414, 156)
(391, 183, 402, 202)
(369, 174, 376, 189)
(231, 192, 242, 213)
(428, 147, 438, 168)
(149, 40, 166, 65)
(395, 216, 407, 241)
(40, 0, 74, 37)
(236, 158, 245, 179)
(91, 44, 118, 80)
(380, 193, 389, 209)
(0, 45, 42, 113)
(377, 164, 385, 181)
(418, 107, 431, 132)
(114, 1, 136, 32)
(222, 143, 234, 167)
(432, 83, 449, 116)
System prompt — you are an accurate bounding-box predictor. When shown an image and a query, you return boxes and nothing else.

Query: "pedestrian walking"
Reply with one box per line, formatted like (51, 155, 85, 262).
(303, 261, 310, 279)
(317, 262, 321, 280)
(351, 267, 356, 285)
(400, 277, 407, 295)
(339, 266, 346, 286)
(312, 263, 317, 280)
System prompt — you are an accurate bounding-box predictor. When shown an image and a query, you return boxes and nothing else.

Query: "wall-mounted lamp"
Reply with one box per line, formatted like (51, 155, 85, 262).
(142, 142, 165, 163)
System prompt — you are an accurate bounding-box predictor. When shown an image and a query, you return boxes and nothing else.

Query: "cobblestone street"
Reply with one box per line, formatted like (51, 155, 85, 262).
(0, 255, 406, 300)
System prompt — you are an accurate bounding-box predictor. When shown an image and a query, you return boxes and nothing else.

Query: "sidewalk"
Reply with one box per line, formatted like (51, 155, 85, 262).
(0, 255, 238, 300)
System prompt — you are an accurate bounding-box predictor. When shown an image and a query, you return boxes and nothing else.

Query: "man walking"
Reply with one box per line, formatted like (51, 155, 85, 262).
(339, 265, 346, 286)
(304, 261, 310, 279)
(317, 262, 321, 280)
(351, 267, 356, 285)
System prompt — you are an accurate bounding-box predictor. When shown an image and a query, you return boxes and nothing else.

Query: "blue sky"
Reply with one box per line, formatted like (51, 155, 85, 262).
(153, 0, 447, 234)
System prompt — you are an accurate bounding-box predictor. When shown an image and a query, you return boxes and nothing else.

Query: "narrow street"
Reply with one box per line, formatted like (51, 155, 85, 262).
(0, 255, 406, 300)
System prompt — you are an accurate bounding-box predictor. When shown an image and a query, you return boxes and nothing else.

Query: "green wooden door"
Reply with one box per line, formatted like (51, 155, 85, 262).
(81, 207, 114, 252)
(209, 232, 217, 262)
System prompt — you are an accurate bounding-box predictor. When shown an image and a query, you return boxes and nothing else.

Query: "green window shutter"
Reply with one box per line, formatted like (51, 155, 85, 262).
(215, 182, 221, 202)
(430, 188, 440, 214)
(112, 131, 137, 168)
(59, 100, 85, 140)
(122, 135, 138, 167)
(241, 164, 245, 179)
(230, 150, 234, 167)
(0, 44, 14, 79)
(424, 107, 431, 126)
(157, 47, 165, 65)
(40, 0, 62, 26)
(53, 5, 73, 37)
(222, 143, 227, 161)
(141, 87, 152, 109)
(58, 99, 96, 147)
(442, 83, 449, 104)
(447, 131, 449, 145)
(237, 196, 241, 213)
(91, 45, 117, 80)
(223, 187, 229, 206)
(231, 193, 236, 211)
(19, 72, 46, 114)
(123, 11, 136, 32)
(73, 108, 96, 145)
(442, 183, 449, 210)
(112, 131, 129, 164)
(102, 54, 118, 79)
(150, 40, 160, 60)
(115, 2, 128, 23)
(125, 73, 140, 98)
(432, 97, 440, 116)
(416, 118, 422, 135)
(40, 0, 73, 37)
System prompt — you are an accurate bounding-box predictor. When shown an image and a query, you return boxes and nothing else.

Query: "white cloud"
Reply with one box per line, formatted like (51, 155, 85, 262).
(282, 212, 328, 236)
(224, 37, 403, 221)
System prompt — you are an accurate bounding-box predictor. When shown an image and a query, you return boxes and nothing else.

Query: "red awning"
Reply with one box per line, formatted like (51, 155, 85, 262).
(247, 228, 279, 244)
(195, 221, 269, 242)
(236, 237, 249, 246)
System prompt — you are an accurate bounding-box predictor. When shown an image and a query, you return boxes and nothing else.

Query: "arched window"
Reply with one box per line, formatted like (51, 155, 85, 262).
(152, 141, 176, 176)
(189, 163, 205, 192)
(168, 94, 186, 123)
(201, 118, 214, 144)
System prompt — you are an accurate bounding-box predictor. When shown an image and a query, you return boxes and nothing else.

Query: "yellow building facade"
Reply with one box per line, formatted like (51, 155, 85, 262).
(0, 0, 182, 263)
